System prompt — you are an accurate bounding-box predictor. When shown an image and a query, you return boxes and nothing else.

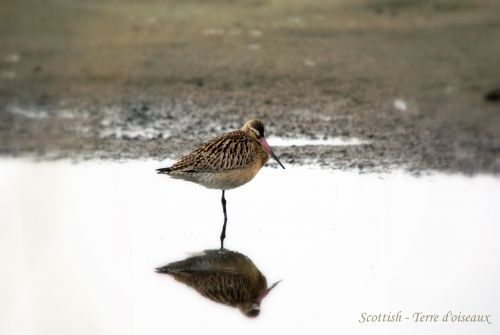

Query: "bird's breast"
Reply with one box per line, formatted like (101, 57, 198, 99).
(211, 159, 265, 190)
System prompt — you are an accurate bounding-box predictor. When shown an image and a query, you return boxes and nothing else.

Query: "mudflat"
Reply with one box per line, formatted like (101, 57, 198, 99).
(1, 0, 499, 173)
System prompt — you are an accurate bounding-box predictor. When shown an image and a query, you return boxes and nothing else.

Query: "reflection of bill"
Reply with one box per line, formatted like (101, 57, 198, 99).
(156, 249, 280, 317)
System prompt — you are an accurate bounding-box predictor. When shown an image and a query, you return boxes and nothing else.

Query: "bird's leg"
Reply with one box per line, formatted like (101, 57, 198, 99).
(220, 190, 227, 250)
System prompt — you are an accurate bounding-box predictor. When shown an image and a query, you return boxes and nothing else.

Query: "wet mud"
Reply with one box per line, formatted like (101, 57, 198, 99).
(1, 0, 500, 173)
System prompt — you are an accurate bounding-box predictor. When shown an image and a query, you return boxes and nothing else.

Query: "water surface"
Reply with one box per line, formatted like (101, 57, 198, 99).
(1, 160, 499, 334)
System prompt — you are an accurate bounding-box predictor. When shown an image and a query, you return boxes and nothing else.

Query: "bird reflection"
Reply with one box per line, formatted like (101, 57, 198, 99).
(156, 249, 280, 317)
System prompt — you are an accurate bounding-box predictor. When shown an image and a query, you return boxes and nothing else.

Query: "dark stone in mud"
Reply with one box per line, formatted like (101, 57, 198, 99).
(485, 89, 500, 102)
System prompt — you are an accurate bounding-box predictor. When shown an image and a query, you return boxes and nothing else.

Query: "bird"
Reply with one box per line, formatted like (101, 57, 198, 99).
(156, 119, 285, 249)
(156, 249, 280, 317)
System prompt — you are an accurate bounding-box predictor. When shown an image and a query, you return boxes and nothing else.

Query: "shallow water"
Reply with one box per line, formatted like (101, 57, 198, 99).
(1, 160, 499, 334)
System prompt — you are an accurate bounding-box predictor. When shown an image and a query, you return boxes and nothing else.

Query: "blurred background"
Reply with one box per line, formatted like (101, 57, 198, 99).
(1, 0, 499, 172)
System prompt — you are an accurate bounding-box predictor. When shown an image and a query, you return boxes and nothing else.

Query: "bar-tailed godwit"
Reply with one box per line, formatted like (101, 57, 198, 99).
(156, 119, 285, 249)
(156, 249, 280, 317)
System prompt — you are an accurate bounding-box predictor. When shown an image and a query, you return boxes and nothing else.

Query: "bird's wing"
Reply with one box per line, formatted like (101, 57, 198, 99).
(169, 131, 259, 173)
(194, 273, 252, 304)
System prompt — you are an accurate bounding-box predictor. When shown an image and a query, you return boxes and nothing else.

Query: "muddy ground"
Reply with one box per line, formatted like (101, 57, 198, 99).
(1, 0, 499, 173)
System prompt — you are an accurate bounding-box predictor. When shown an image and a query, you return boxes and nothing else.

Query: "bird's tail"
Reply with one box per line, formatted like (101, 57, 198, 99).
(155, 265, 172, 274)
(156, 167, 172, 174)
(155, 264, 193, 274)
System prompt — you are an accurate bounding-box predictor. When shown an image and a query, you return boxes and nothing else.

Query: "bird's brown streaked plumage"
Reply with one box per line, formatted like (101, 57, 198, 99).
(156, 249, 280, 317)
(157, 119, 283, 190)
(156, 119, 284, 249)
(160, 130, 268, 189)
(171, 131, 266, 172)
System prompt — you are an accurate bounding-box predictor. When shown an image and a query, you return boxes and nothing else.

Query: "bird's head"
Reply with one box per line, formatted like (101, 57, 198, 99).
(239, 302, 261, 318)
(238, 279, 281, 317)
(242, 119, 285, 169)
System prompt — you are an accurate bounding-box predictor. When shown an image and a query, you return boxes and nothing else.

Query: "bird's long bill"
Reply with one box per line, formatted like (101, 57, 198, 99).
(260, 138, 285, 169)
(257, 280, 282, 302)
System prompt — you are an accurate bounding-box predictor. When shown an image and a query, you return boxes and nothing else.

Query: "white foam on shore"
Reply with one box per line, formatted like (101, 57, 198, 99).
(0, 160, 499, 335)
(267, 137, 369, 146)
(99, 127, 167, 140)
(7, 106, 49, 119)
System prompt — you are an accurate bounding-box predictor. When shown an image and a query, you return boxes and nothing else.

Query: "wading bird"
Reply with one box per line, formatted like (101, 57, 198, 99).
(156, 119, 285, 249)
(156, 249, 280, 317)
